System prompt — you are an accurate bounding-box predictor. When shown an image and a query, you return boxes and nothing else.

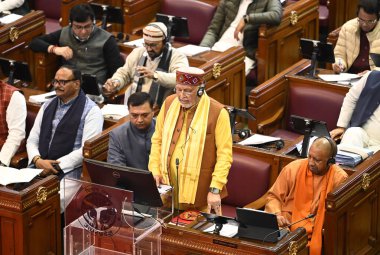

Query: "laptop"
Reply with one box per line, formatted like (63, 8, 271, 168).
(236, 208, 288, 242)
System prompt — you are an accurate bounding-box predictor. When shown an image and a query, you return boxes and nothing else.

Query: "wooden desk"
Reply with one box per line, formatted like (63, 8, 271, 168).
(119, 43, 246, 109)
(0, 11, 45, 89)
(0, 176, 61, 255)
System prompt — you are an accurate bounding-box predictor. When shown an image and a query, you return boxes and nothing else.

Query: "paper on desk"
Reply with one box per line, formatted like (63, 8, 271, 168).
(101, 104, 129, 120)
(176, 45, 210, 56)
(238, 133, 281, 146)
(0, 13, 22, 24)
(124, 38, 144, 47)
(158, 184, 172, 194)
(0, 167, 42, 186)
(318, 73, 360, 82)
(203, 223, 238, 237)
(29, 91, 56, 104)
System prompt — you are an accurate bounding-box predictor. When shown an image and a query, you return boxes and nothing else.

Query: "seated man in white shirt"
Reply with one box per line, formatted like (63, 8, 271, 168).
(0, 81, 26, 167)
(26, 65, 103, 210)
(330, 70, 380, 152)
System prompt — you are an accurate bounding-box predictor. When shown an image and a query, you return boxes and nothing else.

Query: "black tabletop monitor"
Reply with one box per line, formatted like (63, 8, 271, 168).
(81, 73, 100, 96)
(300, 38, 335, 78)
(84, 158, 163, 207)
(0, 57, 32, 85)
(236, 208, 287, 242)
(90, 3, 124, 30)
(156, 13, 189, 40)
(290, 115, 330, 157)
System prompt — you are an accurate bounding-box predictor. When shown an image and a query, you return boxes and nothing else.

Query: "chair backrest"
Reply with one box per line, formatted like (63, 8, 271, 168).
(284, 82, 346, 132)
(33, 0, 61, 20)
(160, 0, 216, 45)
(222, 152, 271, 208)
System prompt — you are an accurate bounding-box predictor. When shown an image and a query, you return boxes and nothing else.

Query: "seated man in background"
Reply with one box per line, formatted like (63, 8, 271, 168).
(103, 22, 189, 108)
(0, 0, 29, 15)
(107, 92, 155, 170)
(149, 67, 232, 215)
(26, 65, 103, 208)
(0, 80, 26, 167)
(330, 70, 380, 152)
(265, 137, 348, 255)
(29, 4, 123, 86)
(332, 0, 380, 75)
(199, 0, 282, 74)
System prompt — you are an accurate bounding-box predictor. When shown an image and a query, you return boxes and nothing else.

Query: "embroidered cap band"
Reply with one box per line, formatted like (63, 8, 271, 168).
(176, 67, 205, 86)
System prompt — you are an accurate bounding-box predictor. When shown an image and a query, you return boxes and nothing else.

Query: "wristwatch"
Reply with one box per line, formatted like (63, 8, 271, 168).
(209, 187, 221, 194)
(153, 72, 158, 81)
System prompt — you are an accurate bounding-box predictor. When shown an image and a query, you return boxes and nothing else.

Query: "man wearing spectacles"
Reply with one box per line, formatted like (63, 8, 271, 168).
(149, 67, 232, 215)
(333, 0, 380, 75)
(29, 4, 124, 86)
(107, 92, 155, 170)
(103, 22, 188, 109)
(26, 65, 103, 211)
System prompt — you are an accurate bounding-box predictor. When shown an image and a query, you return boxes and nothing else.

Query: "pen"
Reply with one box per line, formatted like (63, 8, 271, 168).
(338, 59, 344, 72)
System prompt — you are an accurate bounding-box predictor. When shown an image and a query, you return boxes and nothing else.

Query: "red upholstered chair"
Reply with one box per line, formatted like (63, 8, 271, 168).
(33, 0, 61, 33)
(160, 0, 217, 45)
(222, 152, 271, 218)
(270, 84, 345, 141)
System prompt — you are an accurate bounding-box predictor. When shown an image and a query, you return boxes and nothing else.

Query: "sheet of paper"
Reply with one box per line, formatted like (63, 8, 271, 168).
(176, 45, 210, 56)
(0, 13, 23, 24)
(318, 73, 360, 82)
(158, 184, 172, 194)
(238, 133, 281, 146)
(203, 223, 238, 237)
(29, 91, 56, 104)
(124, 38, 144, 47)
(101, 104, 129, 120)
(0, 167, 42, 186)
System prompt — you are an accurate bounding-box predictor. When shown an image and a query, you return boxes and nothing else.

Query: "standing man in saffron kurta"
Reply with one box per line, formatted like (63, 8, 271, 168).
(265, 137, 348, 255)
(149, 67, 232, 214)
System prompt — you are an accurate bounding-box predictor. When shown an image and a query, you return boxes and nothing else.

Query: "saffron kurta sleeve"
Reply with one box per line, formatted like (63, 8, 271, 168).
(210, 108, 232, 190)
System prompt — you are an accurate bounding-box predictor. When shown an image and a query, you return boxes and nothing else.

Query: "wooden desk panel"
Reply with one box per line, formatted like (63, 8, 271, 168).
(0, 11, 45, 89)
(327, 0, 358, 32)
(257, 0, 319, 84)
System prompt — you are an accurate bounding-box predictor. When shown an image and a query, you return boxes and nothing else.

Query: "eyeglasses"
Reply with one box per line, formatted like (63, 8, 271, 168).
(357, 17, 378, 25)
(72, 23, 94, 31)
(130, 112, 153, 119)
(142, 42, 160, 49)
(175, 86, 197, 96)
(51, 79, 77, 86)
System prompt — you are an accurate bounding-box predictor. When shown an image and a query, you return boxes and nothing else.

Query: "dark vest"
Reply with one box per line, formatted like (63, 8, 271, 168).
(59, 26, 111, 84)
(350, 71, 380, 127)
(39, 91, 86, 160)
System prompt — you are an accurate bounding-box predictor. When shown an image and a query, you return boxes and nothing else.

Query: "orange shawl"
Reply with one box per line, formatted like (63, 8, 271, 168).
(291, 160, 336, 255)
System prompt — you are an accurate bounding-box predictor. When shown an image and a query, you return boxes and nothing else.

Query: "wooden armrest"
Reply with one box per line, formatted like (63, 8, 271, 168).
(257, 107, 284, 134)
(10, 151, 29, 169)
(243, 192, 268, 210)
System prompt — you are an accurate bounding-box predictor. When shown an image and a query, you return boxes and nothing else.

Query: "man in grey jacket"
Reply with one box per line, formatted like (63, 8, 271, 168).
(200, 0, 282, 73)
(107, 92, 155, 170)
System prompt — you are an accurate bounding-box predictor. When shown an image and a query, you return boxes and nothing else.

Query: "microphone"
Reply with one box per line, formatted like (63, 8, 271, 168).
(262, 214, 315, 243)
(175, 158, 180, 226)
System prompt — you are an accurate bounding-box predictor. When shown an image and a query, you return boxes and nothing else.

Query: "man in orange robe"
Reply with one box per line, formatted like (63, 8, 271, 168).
(265, 137, 348, 255)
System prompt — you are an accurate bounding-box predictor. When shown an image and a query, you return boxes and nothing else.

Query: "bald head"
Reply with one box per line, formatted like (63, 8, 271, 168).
(308, 137, 337, 176)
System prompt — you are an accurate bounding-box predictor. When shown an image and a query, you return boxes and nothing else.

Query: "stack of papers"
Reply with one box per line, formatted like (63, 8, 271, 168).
(318, 73, 361, 85)
(0, 167, 42, 186)
(336, 144, 374, 167)
(203, 223, 239, 237)
(29, 91, 56, 104)
(124, 38, 144, 47)
(176, 45, 210, 56)
(101, 104, 129, 120)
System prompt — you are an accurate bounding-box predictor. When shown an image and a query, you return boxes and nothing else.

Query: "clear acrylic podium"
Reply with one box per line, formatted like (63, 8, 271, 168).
(63, 178, 171, 255)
